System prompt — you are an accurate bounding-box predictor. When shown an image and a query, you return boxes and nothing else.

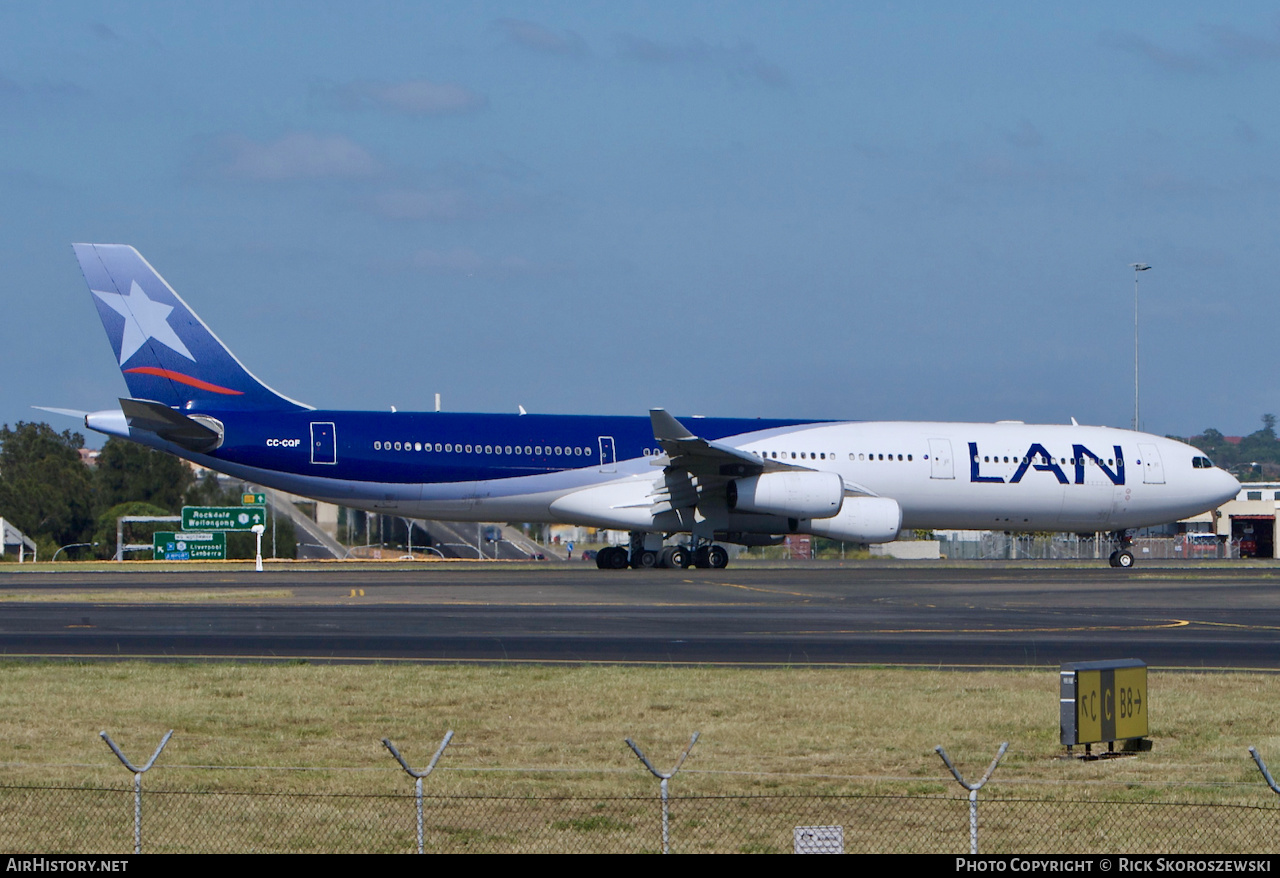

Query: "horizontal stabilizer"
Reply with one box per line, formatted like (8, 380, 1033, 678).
(119, 398, 224, 453)
(32, 406, 90, 420)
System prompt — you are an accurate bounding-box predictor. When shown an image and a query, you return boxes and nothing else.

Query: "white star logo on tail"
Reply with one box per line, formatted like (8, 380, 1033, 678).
(93, 280, 195, 365)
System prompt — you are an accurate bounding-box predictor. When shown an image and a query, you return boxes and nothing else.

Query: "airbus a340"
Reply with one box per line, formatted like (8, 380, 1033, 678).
(59, 244, 1239, 569)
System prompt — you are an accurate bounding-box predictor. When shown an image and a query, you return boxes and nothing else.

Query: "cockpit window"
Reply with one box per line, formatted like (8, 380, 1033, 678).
(1191, 456, 1214, 469)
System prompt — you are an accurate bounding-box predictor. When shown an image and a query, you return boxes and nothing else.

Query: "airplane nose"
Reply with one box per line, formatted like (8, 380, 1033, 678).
(1216, 469, 1242, 505)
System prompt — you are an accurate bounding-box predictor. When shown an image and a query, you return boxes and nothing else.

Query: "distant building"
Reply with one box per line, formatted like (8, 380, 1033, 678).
(1200, 482, 1280, 559)
(0, 518, 37, 562)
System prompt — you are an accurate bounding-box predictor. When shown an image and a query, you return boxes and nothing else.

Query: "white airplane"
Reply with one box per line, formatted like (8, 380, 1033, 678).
(65, 244, 1240, 569)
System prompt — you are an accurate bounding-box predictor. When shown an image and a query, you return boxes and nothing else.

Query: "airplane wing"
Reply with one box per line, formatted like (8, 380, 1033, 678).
(649, 408, 791, 478)
(647, 409, 877, 517)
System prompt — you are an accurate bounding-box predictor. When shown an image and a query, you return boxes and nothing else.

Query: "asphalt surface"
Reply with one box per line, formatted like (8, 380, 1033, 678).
(3, 562, 1280, 668)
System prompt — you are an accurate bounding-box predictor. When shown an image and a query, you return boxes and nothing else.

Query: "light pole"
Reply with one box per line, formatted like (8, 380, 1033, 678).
(52, 541, 98, 562)
(1131, 263, 1151, 431)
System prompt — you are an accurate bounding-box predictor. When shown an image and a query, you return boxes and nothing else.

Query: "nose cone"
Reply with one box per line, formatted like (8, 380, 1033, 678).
(1213, 469, 1242, 506)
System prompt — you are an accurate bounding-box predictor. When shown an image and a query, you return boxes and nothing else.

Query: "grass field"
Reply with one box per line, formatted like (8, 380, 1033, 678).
(2, 662, 1278, 800)
(5, 662, 1280, 852)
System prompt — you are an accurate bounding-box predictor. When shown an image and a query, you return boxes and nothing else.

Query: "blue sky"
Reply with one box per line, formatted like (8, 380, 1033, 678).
(3, 2, 1277, 443)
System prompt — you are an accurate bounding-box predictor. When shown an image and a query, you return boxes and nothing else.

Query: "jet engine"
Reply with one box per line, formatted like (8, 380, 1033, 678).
(802, 496, 902, 543)
(727, 471, 844, 518)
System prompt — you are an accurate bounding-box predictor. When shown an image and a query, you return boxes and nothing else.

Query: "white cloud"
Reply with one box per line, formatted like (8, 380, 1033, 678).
(218, 132, 381, 181)
(373, 188, 480, 221)
(615, 33, 790, 89)
(493, 19, 589, 57)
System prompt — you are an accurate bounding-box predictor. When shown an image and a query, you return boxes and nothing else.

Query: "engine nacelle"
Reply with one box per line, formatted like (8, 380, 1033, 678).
(801, 496, 902, 544)
(727, 471, 844, 518)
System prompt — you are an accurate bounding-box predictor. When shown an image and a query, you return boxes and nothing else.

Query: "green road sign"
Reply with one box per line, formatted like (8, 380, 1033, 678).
(153, 531, 227, 561)
(182, 506, 267, 531)
(242, 492, 266, 506)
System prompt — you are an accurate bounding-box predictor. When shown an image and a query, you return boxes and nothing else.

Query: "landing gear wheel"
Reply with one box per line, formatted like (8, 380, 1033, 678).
(597, 546, 628, 569)
(632, 549, 658, 569)
(667, 546, 690, 569)
(1115, 550, 1135, 569)
(1108, 550, 1119, 567)
(691, 544, 730, 569)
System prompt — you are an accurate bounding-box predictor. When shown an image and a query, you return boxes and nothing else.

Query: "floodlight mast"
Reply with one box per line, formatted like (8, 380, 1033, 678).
(1131, 263, 1151, 431)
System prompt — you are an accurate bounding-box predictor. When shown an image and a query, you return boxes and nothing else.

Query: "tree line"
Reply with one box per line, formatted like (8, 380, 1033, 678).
(1177, 415, 1280, 482)
(0, 421, 294, 560)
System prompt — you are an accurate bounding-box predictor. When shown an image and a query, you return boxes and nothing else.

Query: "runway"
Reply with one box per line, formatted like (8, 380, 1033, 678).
(3, 563, 1280, 668)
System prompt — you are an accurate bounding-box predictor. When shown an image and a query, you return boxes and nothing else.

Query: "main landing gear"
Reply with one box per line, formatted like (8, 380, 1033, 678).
(595, 535, 730, 570)
(1108, 530, 1136, 569)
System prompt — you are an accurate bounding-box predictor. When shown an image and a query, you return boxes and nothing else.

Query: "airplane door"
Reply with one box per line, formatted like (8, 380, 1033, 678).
(310, 422, 336, 465)
(598, 436, 616, 473)
(1138, 443, 1165, 484)
(928, 439, 954, 479)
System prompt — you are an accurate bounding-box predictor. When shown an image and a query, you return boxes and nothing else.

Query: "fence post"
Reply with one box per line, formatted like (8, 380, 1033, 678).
(99, 730, 173, 854)
(1248, 746, 1280, 796)
(626, 732, 698, 854)
(935, 742, 1008, 855)
(383, 731, 454, 854)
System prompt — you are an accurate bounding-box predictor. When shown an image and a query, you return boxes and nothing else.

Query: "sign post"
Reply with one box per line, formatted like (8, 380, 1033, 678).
(182, 506, 266, 531)
(152, 532, 227, 561)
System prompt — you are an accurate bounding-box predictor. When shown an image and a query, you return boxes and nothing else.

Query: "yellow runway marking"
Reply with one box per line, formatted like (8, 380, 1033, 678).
(1187, 619, 1280, 632)
(683, 579, 816, 597)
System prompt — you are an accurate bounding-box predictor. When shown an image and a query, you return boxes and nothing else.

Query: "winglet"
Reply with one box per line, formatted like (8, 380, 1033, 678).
(650, 408, 696, 441)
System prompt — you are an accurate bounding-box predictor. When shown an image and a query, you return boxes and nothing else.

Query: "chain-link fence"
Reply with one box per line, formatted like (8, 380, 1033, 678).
(938, 534, 1240, 561)
(6, 731, 1280, 853)
(7, 783, 1280, 854)
(4, 784, 1280, 853)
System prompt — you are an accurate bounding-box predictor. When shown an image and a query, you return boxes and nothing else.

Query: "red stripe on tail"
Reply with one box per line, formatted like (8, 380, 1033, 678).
(123, 367, 244, 395)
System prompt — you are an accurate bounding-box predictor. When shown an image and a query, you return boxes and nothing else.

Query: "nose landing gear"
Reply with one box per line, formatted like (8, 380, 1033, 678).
(1108, 531, 1136, 568)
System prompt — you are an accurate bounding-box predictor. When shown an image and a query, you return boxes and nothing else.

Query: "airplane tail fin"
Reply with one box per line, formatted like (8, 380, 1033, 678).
(73, 244, 309, 412)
